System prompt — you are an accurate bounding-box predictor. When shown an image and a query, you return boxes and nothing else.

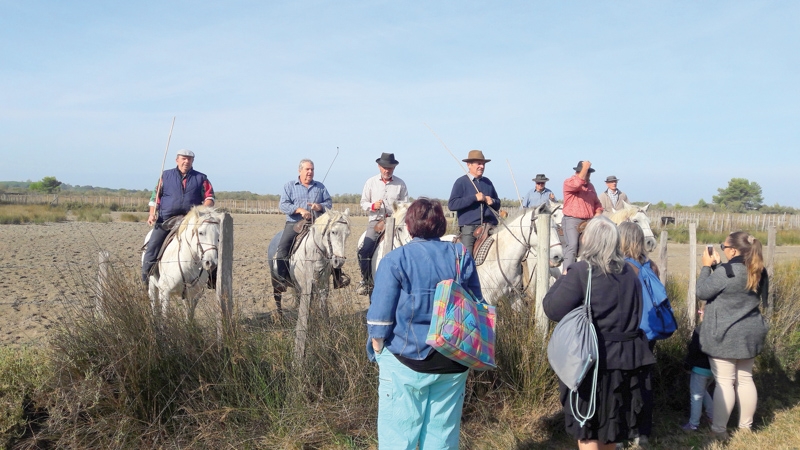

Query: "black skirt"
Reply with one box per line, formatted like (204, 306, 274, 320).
(559, 366, 652, 444)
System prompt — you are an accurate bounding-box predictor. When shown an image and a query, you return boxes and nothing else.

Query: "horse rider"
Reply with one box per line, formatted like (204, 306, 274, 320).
(447, 150, 501, 255)
(275, 159, 340, 288)
(598, 175, 630, 215)
(522, 173, 556, 209)
(561, 160, 603, 273)
(142, 149, 215, 285)
(356, 152, 409, 296)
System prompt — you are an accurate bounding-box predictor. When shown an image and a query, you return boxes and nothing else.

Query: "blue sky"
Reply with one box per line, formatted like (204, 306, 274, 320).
(1, 1, 798, 206)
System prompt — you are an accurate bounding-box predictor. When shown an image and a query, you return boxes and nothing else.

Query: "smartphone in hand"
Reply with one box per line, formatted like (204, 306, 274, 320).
(707, 245, 714, 256)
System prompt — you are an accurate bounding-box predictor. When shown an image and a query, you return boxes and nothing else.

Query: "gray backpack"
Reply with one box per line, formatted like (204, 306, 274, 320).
(547, 265, 599, 427)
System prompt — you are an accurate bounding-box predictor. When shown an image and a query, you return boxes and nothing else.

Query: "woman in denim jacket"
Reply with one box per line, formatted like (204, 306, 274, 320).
(367, 198, 482, 450)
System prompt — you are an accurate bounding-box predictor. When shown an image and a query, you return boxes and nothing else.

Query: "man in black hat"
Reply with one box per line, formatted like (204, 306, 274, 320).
(448, 150, 501, 255)
(142, 149, 215, 285)
(598, 175, 629, 215)
(561, 160, 603, 272)
(522, 173, 556, 208)
(356, 152, 409, 295)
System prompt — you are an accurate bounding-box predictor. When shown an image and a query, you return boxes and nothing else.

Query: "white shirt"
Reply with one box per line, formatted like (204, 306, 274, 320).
(360, 174, 409, 221)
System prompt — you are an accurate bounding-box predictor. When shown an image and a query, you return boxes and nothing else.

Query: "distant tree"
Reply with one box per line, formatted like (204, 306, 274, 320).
(29, 176, 62, 194)
(696, 199, 709, 208)
(654, 201, 667, 210)
(713, 178, 764, 212)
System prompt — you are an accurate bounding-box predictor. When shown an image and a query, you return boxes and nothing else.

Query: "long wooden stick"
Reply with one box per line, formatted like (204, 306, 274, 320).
(321, 146, 340, 183)
(154, 117, 176, 222)
(507, 159, 523, 206)
(423, 123, 479, 193)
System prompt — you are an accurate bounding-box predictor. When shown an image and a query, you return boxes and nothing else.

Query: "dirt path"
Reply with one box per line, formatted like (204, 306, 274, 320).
(2, 213, 798, 346)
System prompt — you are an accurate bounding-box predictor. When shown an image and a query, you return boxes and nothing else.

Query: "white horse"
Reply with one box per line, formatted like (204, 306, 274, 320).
(444, 206, 564, 305)
(267, 209, 351, 359)
(143, 206, 224, 321)
(548, 200, 657, 270)
(356, 202, 412, 280)
(607, 202, 656, 252)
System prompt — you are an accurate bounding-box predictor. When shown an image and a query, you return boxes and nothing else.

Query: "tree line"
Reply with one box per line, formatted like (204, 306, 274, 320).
(2, 176, 797, 214)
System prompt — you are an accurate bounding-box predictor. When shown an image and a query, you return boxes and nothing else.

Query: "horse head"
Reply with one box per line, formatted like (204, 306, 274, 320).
(613, 202, 657, 253)
(181, 206, 222, 273)
(314, 208, 351, 269)
(391, 202, 413, 246)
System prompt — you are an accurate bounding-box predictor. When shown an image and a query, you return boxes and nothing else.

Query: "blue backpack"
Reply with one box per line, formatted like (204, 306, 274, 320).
(626, 258, 677, 341)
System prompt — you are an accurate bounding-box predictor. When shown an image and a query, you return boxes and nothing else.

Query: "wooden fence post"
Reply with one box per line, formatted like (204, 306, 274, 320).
(766, 225, 776, 317)
(687, 223, 697, 330)
(382, 217, 396, 258)
(96, 251, 110, 318)
(535, 212, 551, 338)
(216, 213, 234, 342)
(658, 230, 668, 285)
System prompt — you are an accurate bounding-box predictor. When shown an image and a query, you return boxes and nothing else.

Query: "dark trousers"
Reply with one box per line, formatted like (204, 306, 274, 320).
(459, 224, 479, 255)
(142, 223, 169, 284)
(275, 222, 299, 279)
(357, 220, 381, 283)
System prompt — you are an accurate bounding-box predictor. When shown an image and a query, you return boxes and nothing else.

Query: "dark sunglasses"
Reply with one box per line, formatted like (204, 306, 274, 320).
(720, 243, 734, 251)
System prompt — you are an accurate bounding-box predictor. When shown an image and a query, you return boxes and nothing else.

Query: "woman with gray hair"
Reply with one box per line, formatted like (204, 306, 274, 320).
(544, 216, 656, 450)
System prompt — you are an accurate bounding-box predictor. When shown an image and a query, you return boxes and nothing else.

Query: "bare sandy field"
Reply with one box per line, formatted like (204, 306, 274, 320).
(2, 213, 799, 346)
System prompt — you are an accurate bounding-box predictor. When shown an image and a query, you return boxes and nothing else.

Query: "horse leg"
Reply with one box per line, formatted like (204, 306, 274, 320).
(149, 276, 160, 317)
(273, 292, 283, 319)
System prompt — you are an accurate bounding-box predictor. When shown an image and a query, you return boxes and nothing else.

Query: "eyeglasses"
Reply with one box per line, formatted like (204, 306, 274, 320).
(720, 243, 734, 251)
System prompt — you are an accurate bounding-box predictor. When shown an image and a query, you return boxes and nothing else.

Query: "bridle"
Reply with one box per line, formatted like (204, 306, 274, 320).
(176, 217, 220, 296)
(312, 215, 350, 264)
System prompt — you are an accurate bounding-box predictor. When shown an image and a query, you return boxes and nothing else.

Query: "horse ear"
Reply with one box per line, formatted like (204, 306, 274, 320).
(641, 203, 650, 212)
(343, 208, 350, 216)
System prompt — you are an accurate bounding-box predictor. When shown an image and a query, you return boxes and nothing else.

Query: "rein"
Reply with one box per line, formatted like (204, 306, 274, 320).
(176, 217, 220, 297)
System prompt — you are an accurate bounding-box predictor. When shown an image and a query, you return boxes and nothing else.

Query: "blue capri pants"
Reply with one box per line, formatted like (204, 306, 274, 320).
(376, 350, 468, 450)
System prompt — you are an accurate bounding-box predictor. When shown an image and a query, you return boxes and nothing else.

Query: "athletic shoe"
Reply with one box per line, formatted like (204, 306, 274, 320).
(681, 422, 698, 431)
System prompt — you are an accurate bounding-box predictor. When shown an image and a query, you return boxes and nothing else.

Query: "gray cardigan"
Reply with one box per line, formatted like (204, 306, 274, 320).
(697, 256, 768, 360)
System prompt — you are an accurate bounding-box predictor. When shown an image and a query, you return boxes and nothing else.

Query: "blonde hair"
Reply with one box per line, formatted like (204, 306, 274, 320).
(727, 231, 764, 292)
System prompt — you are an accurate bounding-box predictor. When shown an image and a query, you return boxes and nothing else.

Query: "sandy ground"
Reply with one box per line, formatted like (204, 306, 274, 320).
(2, 213, 799, 347)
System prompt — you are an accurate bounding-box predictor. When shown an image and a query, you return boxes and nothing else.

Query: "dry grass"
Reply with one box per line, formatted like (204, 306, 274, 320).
(1, 256, 799, 449)
(0, 204, 67, 224)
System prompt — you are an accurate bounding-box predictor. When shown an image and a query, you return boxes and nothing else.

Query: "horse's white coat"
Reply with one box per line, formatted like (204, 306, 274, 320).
(278, 209, 351, 361)
(443, 207, 564, 305)
(144, 206, 224, 321)
(355, 202, 411, 279)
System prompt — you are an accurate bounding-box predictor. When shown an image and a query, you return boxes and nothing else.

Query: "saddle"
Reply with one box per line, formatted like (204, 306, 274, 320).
(450, 224, 496, 265)
(290, 218, 313, 255)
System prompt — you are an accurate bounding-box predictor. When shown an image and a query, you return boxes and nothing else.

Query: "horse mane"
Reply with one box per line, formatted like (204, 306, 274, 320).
(504, 208, 532, 223)
(392, 202, 411, 224)
(313, 209, 349, 231)
(608, 205, 638, 224)
(179, 205, 217, 235)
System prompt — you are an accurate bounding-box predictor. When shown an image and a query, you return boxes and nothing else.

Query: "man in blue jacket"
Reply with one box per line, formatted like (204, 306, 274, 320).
(447, 150, 501, 254)
(142, 149, 215, 285)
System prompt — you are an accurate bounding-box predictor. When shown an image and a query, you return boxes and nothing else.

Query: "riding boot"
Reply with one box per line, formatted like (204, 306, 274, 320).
(273, 259, 290, 293)
(332, 268, 350, 289)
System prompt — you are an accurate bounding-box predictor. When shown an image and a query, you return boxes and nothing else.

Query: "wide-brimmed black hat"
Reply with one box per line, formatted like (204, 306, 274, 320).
(605, 175, 619, 183)
(573, 161, 596, 173)
(376, 152, 399, 168)
(533, 174, 549, 182)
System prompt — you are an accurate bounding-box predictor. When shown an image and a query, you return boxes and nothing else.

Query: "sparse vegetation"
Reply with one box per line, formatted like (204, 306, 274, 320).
(119, 213, 142, 222)
(1, 258, 799, 449)
(0, 204, 68, 224)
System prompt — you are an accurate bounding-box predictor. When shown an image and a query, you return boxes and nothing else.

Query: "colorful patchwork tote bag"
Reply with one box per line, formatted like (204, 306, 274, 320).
(426, 243, 497, 370)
